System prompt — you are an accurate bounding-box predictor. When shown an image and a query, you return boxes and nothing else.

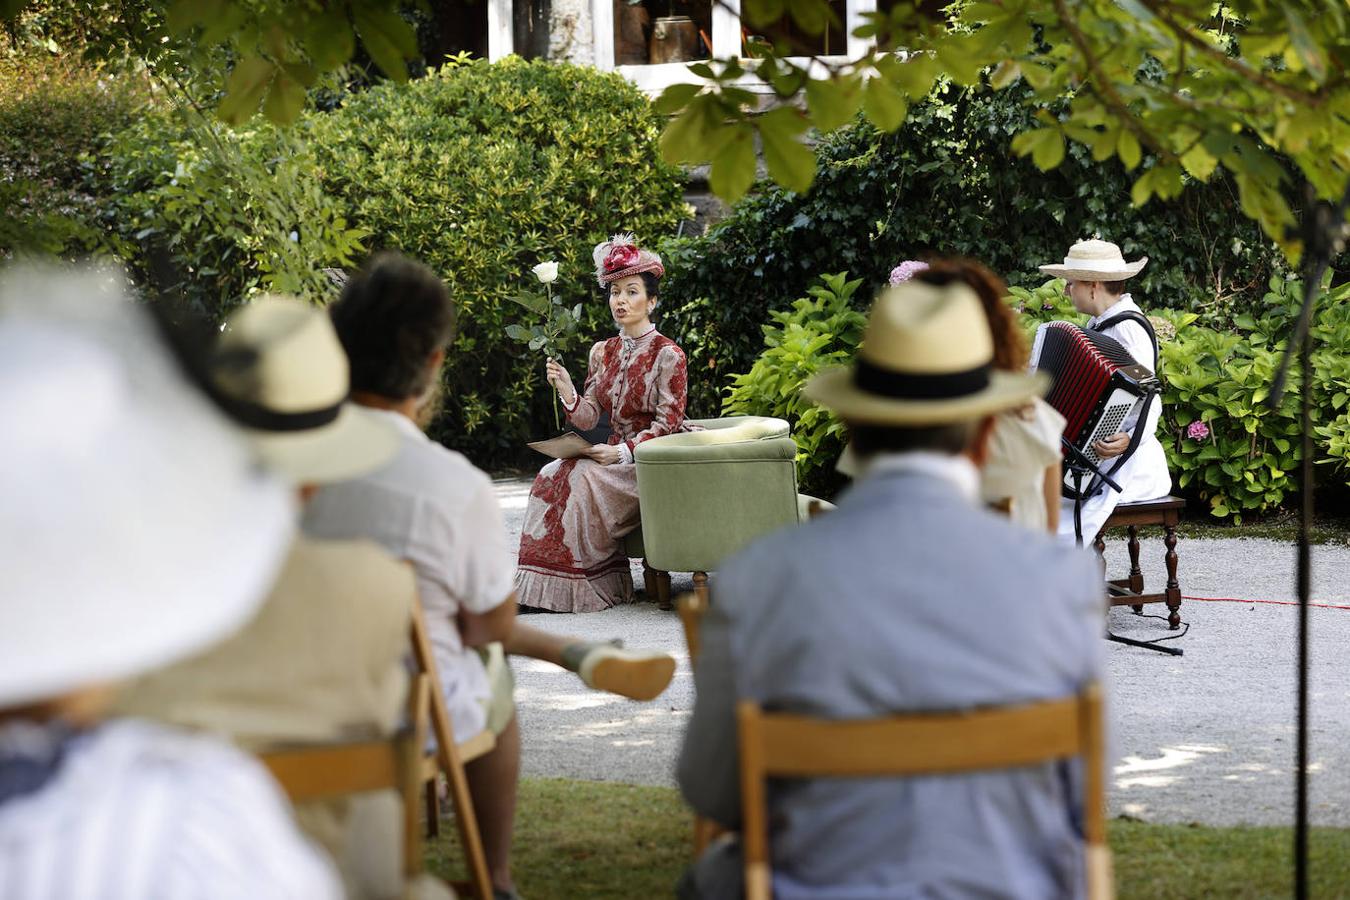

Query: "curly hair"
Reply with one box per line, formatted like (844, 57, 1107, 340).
(914, 258, 1027, 372)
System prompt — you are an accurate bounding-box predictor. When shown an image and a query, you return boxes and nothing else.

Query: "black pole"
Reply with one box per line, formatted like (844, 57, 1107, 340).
(1295, 313, 1311, 900)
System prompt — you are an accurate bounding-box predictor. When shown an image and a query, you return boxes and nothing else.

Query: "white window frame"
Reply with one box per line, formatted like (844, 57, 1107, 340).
(590, 0, 876, 93)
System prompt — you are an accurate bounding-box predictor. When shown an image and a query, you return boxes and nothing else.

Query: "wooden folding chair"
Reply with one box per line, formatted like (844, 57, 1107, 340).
(737, 684, 1112, 900)
(259, 673, 432, 879)
(677, 591, 727, 856)
(409, 601, 496, 900)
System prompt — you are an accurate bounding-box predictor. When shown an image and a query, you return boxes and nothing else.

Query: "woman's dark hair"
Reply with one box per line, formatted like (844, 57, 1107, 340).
(914, 259, 1027, 372)
(603, 270, 661, 301)
(329, 252, 457, 401)
(1101, 279, 1128, 296)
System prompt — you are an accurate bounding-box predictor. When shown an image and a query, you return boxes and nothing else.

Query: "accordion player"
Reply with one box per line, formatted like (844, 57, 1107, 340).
(1029, 321, 1161, 504)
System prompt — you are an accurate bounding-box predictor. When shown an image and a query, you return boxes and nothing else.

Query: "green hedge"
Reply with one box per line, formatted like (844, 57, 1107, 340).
(304, 56, 687, 460)
(661, 82, 1305, 420)
(0, 57, 148, 260)
(726, 271, 1350, 520)
(59, 56, 685, 467)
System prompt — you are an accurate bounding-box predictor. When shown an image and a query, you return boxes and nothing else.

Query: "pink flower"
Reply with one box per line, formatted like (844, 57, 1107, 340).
(1187, 420, 1210, 441)
(889, 260, 930, 285)
(604, 244, 640, 273)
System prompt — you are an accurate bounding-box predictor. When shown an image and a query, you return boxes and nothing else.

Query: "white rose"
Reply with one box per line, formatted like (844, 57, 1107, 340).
(532, 261, 559, 284)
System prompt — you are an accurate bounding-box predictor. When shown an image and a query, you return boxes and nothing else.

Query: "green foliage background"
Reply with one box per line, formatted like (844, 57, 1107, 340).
(725, 267, 1350, 521)
(1, 55, 686, 468)
(660, 83, 1314, 421)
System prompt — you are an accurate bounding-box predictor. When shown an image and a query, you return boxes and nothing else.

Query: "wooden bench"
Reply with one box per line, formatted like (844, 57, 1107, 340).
(1093, 496, 1184, 629)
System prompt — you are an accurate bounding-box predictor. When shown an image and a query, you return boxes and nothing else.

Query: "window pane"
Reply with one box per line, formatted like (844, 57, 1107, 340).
(615, 0, 712, 65)
(744, 0, 847, 57)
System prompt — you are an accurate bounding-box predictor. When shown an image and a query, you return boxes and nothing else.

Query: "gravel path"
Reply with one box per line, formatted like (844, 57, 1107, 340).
(495, 476, 1350, 826)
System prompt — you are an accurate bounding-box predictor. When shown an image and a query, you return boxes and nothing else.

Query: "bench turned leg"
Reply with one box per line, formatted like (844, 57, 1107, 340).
(1128, 525, 1144, 613)
(1164, 521, 1181, 630)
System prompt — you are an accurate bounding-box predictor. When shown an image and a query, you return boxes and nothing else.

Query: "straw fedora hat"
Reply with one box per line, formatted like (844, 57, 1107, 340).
(0, 266, 293, 707)
(1038, 238, 1147, 282)
(805, 280, 1047, 425)
(213, 297, 398, 485)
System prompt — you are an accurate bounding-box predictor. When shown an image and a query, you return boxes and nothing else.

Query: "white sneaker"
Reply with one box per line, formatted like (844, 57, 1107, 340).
(577, 645, 676, 701)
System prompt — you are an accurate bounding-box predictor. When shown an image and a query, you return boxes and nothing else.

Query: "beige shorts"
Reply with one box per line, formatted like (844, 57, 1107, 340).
(478, 642, 516, 737)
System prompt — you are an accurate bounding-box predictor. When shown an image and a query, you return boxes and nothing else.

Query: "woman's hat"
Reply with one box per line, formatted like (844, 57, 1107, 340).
(1038, 238, 1147, 282)
(593, 233, 665, 286)
(805, 280, 1048, 425)
(0, 266, 293, 708)
(213, 297, 399, 485)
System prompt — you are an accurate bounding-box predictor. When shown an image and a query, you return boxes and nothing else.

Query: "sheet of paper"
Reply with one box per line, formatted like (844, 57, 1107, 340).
(526, 432, 593, 459)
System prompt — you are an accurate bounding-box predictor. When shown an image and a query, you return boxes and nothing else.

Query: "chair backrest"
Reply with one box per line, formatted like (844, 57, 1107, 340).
(259, 673, 431, 878)
(737, 685, 1110, 900)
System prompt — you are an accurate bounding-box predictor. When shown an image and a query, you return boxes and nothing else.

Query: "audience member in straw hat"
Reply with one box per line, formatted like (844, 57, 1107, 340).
(115, 297, 451, 900)
(839, 258, 1068, 532)
(1039, 238, 1171, 542)
(0, 267, 340, 897)
(303, 252, 677, 900)
(678, 278, 1105, 899)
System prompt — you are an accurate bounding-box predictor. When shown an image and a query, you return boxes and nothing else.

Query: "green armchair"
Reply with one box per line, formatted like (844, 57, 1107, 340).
(626, 416, 828, 609)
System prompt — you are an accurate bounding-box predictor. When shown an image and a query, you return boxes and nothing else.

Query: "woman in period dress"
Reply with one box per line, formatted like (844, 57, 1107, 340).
(514, 235, 693, 613)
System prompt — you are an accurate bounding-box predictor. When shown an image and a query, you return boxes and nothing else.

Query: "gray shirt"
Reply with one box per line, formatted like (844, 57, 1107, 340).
(678, 462, 1105, 899)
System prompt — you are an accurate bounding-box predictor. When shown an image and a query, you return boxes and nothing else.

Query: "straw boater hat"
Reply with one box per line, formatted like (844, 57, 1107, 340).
(0, 266, 293, 708)
(212, 296, 398, 485)
(805, 280, 1048, 425)
(593, 233, 665, 287)
(1038, 238, 1148, 282)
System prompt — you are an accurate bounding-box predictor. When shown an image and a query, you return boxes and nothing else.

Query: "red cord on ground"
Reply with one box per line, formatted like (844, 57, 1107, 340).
(1183, 595, 1350, 611)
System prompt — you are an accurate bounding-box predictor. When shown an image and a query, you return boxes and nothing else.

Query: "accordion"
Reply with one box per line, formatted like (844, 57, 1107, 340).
(1029, 321, 1160, 499)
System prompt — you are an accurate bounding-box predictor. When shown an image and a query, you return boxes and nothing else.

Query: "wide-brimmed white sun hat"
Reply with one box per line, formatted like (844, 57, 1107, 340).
(805, 279, 1048, 425)
(213, 297, 398, 485)
(0, 265, 294, 708)
(1038, 238, 1148, 282)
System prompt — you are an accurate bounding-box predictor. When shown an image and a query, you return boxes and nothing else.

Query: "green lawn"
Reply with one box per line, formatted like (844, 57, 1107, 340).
(426, 778, 1350, 898)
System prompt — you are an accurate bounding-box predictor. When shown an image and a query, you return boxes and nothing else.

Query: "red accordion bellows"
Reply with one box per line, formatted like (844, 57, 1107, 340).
(1031, 321, 1158, 468)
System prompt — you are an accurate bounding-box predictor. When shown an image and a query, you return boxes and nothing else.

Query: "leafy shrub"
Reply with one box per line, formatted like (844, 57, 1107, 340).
(721, 273, 865, 496)
(727, 270, 1350, 519)
(0, 56, 149, 259)
(661, 81, 1301, 419)
(305, 56, 687, 462)
(104, 109, 369, 319)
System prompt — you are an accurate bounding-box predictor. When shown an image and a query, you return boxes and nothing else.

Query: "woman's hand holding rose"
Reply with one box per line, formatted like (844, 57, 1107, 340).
(546, 358, 576, 405)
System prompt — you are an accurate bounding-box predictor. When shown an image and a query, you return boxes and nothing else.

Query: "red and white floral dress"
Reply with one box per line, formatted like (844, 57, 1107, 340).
(515, 328, 692, 613)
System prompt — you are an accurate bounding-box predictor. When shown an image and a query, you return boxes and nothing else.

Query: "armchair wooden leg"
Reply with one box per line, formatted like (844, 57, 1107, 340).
(642, 559, 657, 598)
(655, 569, 673, 611)
(1164, 521, 1181, 630)
(1128, 525, 1144, 613)
(693, 571, 709, 606)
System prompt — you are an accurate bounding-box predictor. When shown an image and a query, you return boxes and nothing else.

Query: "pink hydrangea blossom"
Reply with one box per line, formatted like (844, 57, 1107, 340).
(1187, 420, 1210, 441)
(889, 260, 930, 285)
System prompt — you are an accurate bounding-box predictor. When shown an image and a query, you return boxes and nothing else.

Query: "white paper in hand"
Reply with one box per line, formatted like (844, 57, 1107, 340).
(527, 432, 592, 459)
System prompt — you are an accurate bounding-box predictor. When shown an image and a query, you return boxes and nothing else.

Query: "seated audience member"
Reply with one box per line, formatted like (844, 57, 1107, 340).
(1039, 239, 1171, 543)
(303, 252, 677, 900)
(678, 278, 1106, 898)
(115, 297, 449, 900)
(840, 258, 1067, 532)
(0, 267, 339, 897)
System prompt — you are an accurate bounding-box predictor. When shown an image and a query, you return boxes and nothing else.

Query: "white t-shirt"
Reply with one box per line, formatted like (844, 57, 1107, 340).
(303, 409, 514, 740)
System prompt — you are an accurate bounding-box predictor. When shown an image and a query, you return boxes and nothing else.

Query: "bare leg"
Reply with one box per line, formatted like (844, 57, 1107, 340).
(502, 621, 569, 666)
(502, 621, 675, 701)
(465, 714, 521, 894)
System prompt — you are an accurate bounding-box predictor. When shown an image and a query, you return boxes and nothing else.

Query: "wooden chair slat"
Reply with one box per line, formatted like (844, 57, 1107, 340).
(751, 697, 1083, 777)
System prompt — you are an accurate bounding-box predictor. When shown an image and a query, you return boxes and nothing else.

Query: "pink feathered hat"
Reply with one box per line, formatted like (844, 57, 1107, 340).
(593, 233, 665, 287)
